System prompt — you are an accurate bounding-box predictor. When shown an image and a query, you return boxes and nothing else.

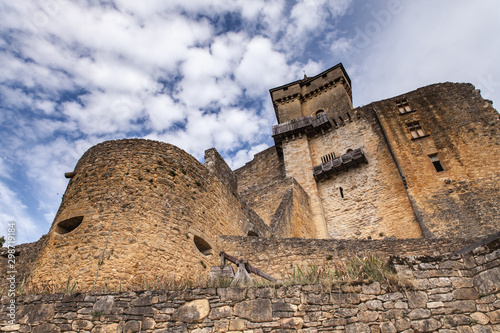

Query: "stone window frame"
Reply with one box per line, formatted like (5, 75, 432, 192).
(429, 153, 445, 172)
(396, 98, 414, 114)
(406, 121, 429, 140)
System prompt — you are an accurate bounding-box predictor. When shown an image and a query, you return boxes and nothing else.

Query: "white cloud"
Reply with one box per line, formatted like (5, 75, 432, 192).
(226, 143, 270, 169)
(0, 181, 41, 244)
(235, 36, 293, 96)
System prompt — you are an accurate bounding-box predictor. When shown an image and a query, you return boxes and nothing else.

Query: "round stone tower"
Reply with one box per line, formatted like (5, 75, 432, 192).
(29, 139, 263, 290)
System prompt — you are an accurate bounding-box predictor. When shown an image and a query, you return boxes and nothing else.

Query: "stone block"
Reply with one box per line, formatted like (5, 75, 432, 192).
(474, 267, 500, 296)
(362, 282, 381, 295)
(72, 319, 94, 331)
(171, 299, 210, 323)
(487, 309, 500, 324)
(471, 312, 490, 325)
(233, 299, 272, 322)
(407, 291, 428, 309)
(411, 318, 442, 332)
(453, 288, 479, 300)
(209, 306, 232, 320)
(380, 322, 397, 333)
(32, 323, 59, 333)
(124, 320, 141, 333)
(281, 317, 304, 329)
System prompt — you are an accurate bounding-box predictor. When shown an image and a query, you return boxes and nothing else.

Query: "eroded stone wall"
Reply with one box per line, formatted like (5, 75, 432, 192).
(375, 83, 500, 238)
(234, 147, 287, 227)
(310, 106, 422, 240)
(28, 139, 267, 290)
(2, 237, 499, 333)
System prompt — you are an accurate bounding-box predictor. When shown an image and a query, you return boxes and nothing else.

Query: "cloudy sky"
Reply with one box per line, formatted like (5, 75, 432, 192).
(1, 0, 499, 244)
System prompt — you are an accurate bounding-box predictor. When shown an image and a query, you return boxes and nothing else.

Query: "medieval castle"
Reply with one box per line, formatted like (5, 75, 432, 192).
(3, 63, 500, 290)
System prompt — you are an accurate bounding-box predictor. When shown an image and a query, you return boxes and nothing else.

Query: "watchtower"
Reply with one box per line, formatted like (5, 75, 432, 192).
(270, 64, 423, 239)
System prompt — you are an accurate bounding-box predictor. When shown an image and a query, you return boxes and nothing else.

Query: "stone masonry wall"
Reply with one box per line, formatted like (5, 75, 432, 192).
(375, 83, 500, 238)
(27, 139, 267, 291)
(2, 237, 499, 332)
(310, 105, 422, 240)
(217, 236, 479, 280)
(234, 147, 287, 226)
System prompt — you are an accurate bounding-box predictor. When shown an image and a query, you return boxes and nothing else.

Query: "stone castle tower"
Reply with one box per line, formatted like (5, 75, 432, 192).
(18, 63, 500, 290)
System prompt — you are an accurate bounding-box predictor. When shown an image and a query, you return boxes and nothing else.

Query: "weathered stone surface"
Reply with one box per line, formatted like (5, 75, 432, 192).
(131, 295, 158, 306)
(471, 312, 490, 325)
(93, 295, 115, 314)
(17, 304, 55, 324)
(281, 317, 304, 329)
(409, 309, 431, 320)
(407, 291, 428, 308)
(171, 299, 210, 323)
(91, 323, 121, 333)
(142, 317, 156, 330)
(346, 322, 371, 333)
(358, 310, 379, 322)
(471, 326, 493, 333)
(32, 324, 59, 333)
(380, 322, 397, 333)
(453, 288, 479, 300)
(123, 320, 141, 333)
(72, 319, 94, 331)
(474, 267, 500, 295)
(366, 300, 384, 311)
(209, 306, 232, 320)
(411, 318, 442, 332)
(229, 318, 246, 330)
(362, 282, 381, 295)
(233, 299, 272, 322)
(487, 309, 500, 324)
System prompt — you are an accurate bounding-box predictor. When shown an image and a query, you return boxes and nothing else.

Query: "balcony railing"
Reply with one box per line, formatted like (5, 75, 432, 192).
(272, 113, 332, 145)
(313, 148, 367, 180)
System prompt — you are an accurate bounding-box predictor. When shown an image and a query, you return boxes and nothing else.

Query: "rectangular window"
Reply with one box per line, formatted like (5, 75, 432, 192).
(396, 99, 412, 113)
(407, 121, 426, 139)
(429, 154, 444, 172)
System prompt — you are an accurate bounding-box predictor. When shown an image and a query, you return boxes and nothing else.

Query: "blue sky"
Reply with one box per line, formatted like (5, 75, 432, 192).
(1, 0, 499, 244)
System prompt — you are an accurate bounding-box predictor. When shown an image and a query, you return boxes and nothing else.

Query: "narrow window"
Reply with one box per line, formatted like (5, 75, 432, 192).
(346, 112, 352, 121)
(339, 187, 344, 198)
(283, 87, 288, 91)
(322, 73, 327, 78)
(316, 110, 325, 116)
(332, 119, 338, 127)
(396, 99, 412, 113)
(407, 121, 426, 139)
(193, 236, 212, 256)
(429, 154, 444, 172)
(55, 216, 84, 234)
(247, 231, 259, 237)
(339, 116, 344, 123)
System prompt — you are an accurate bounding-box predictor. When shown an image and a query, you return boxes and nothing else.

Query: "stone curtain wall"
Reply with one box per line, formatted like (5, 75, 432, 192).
(374, 83, 500, 239)
(217, 236, 478, 280)
(2, 240, 499, 332)
(28, 139, 268, 290)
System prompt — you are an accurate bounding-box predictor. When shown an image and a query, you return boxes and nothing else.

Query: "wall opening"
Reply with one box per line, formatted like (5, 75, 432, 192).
(247, 231, 259, 237)
(316, 110, 325, 116)
(340, 187, 344, 198)
(429, 154, 444, 172)
(193, 236, 213, 256)
(55, 216, 84, 235)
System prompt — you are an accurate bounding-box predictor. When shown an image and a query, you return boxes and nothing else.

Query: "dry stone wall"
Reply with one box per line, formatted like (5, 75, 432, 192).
(2, 237, 499, 332)
(217, 236, 479, 280)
